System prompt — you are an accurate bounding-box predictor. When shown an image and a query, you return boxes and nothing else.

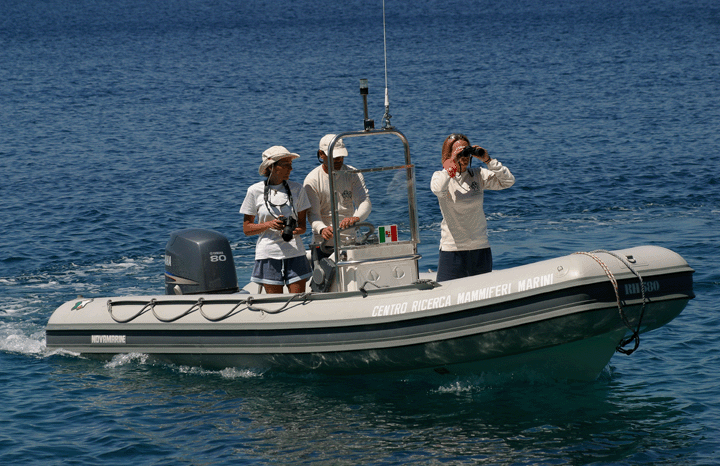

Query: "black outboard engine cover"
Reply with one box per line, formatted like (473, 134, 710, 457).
(164, 229, 238, 295)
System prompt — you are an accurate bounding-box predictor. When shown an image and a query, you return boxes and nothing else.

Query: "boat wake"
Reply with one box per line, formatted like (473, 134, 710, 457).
(0, 326, 46, 356)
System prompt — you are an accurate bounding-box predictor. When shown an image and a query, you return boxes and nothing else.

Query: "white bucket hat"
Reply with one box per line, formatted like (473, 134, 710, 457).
(258, 146, 300, 175)
(319, 134, 348, 158)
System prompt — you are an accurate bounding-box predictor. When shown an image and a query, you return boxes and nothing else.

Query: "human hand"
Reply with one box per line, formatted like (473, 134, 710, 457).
(473, 146, 490, 163)
(321, 226, 334, 240)
(443, 158, 458, 178)
(339, 216, 359, 230)
(268, 219, 284, 231)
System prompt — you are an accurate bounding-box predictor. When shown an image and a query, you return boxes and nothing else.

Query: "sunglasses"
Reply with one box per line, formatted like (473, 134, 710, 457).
(448, 133, 469, 143)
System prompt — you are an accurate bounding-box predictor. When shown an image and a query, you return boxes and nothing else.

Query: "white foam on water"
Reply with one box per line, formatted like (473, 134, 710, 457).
(104, 352, 150, 368)
(0, 328, 46, 356)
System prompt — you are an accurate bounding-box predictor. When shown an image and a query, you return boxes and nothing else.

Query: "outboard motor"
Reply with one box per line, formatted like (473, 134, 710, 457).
(164, 229, 238, 295)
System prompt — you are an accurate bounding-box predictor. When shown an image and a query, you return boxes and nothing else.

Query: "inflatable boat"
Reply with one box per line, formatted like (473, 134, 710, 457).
(45, 113, 695, 380)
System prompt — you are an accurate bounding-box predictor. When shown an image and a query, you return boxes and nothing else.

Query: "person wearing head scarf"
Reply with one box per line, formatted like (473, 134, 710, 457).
(303, 134, 372, 245)
(430, 133, 515, 282)
(240, 146, 311, 293)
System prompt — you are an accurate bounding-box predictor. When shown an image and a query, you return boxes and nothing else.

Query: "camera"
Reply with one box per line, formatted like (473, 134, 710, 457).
(278, 216, 297, 242)
(459, 146, 486, 159)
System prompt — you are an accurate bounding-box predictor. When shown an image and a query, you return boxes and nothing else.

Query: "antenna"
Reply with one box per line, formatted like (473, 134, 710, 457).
(381, 0, 392, 129)
(358, 1, 392, 131)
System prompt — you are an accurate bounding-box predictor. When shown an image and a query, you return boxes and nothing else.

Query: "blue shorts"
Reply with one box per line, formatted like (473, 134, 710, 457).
(436, 248, 492, 282)
(251, 256, 312, 286)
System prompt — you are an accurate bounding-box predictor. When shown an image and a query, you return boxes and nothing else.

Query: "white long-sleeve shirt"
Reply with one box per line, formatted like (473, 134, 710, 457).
(430, 159, 515, 251)
(303, 164, 372, 243)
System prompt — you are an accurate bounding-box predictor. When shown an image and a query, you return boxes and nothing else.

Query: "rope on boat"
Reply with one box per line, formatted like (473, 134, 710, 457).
(574, 250, 648, 355)
(107, 293, 313, 323)
(358, 281, 383, 298)
(358, 279, 439, 297)
(108, 297, 207, 323)
(106, 280, 435, 323)
(245, 293, 312, 314)
(414, 278, 440, 288)
(199, 299, 246, 322)
(107, 298, 157, 323)
(153, 299, 202, 323)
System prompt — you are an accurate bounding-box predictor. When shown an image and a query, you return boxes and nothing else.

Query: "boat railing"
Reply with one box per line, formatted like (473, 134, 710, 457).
(337, 253, 422, 267)
(320, 128, 420, 292)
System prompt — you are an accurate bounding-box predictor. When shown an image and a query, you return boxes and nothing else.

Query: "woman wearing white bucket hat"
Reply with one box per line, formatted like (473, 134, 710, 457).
(240, 145, 312, 293)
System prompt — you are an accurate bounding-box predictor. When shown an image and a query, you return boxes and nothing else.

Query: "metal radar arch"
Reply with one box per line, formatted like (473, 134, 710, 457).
(319, 79, 420, 293)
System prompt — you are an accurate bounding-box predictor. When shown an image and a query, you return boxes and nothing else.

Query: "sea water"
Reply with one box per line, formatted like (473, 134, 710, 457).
(1, 0, 719, 464)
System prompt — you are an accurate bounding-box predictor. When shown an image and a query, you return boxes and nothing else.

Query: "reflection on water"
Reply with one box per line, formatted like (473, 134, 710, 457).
(22, 356, 701, 464)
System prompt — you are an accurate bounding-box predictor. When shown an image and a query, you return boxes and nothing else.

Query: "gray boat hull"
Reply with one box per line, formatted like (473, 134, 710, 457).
(46, 246, 694, 380)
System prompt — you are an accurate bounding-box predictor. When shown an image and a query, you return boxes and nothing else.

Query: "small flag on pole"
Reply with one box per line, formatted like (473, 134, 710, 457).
(378, 225, 398, 243)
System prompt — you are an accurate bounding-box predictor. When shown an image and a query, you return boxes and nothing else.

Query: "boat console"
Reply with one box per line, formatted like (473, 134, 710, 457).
(306, 127, 421, 293)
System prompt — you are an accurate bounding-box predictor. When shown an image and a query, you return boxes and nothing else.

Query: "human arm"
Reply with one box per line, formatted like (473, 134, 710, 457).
(350, 172, 372, 224)
(333, 170, 372, 230)
(442, 157, 459, 178)
(480, 155, 515, 190)
(431, 169, 454, 197)
(303, 178, 331, 238)
(240, 185, 280, 236)
(294, 209, 308, 235)
(243, 214, 285, 236)
(307, 185, 333, 240)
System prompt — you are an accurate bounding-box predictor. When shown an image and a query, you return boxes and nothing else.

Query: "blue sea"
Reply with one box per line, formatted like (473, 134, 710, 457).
(1, 0, 719, 463)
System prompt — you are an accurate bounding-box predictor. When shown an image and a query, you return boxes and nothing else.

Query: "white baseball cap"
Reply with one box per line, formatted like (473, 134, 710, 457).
(319, 134, 348, 158)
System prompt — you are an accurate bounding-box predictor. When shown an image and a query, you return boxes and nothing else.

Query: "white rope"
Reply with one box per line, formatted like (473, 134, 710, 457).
(574, 250, 648, 354)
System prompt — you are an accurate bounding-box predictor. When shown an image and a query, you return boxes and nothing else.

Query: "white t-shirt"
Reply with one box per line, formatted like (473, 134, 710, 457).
(303, 164, 372, 243)
(239, 179, 311, 260)
(430, 160, 515, 251)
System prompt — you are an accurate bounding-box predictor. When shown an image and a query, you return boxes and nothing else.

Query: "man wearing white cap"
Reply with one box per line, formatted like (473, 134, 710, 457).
(303, 134, 372, 245)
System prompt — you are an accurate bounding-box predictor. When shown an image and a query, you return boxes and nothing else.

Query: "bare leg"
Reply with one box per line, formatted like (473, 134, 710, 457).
(263, 284, 284, 294)
(287, 280, 307, 294)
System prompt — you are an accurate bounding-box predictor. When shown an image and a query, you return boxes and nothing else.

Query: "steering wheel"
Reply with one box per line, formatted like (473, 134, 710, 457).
(319, 222, 375, 256)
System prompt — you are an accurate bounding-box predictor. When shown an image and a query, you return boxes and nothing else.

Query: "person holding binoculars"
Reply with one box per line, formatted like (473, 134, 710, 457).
(240, 145, 312, 294)
(430, 133, 515, 282)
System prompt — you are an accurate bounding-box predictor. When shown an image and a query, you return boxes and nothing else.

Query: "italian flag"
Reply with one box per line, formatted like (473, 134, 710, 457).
(378, 225, 398, 243)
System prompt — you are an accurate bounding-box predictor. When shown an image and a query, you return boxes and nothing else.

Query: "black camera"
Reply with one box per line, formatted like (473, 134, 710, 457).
(459, 146, 486, 159)
(278, 216, 297, 242)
